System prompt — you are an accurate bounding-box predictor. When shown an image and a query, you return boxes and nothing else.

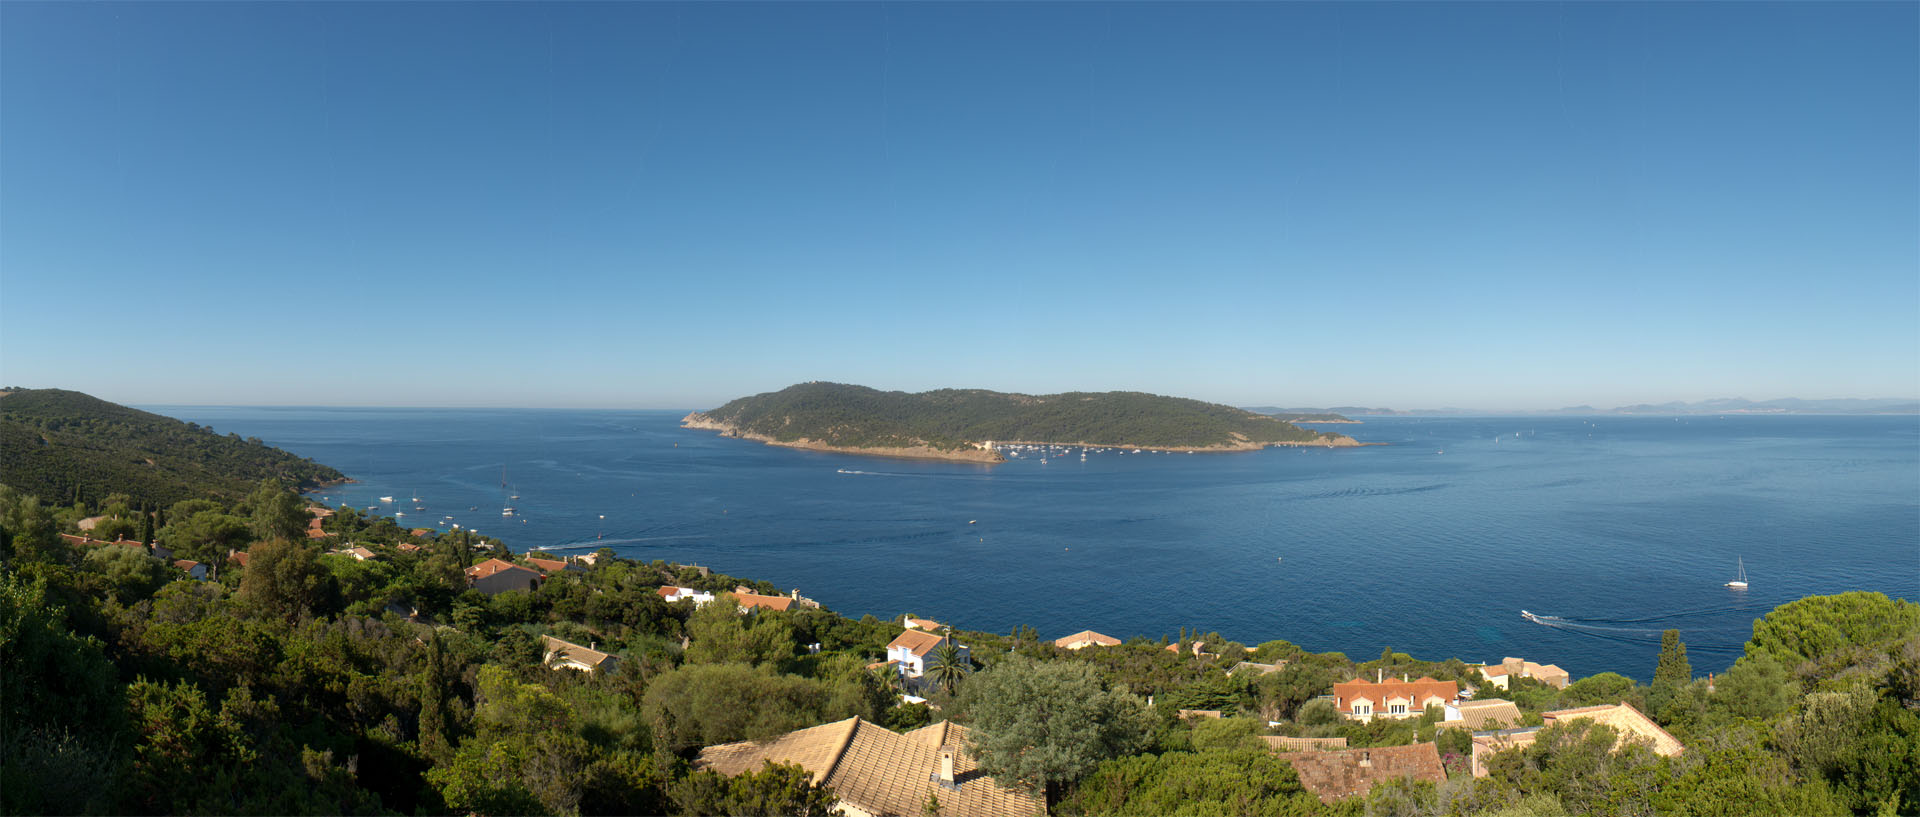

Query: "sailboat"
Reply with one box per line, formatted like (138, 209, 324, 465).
(1725, 557, 1749, 589)
(500, 465, 516, 517)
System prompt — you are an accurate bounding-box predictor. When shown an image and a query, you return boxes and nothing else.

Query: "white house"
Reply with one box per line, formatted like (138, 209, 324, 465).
(884, 628, 967, 678)
(657, 585, 715, 607)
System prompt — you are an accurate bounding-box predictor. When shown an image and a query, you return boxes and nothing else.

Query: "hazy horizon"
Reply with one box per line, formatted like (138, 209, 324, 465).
(4, 3, 1915, 409)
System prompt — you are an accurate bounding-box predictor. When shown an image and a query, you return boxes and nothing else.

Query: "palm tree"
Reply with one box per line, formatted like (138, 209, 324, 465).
(872, 664, 905, 698)
(925, 641, 971, 696)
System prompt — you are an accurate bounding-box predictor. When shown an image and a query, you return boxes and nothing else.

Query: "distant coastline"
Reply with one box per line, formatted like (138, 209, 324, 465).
(682, 413, 1369, 463)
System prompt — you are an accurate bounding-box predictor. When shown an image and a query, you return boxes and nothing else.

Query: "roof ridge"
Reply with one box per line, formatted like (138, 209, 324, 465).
(815, 717, 863, 787)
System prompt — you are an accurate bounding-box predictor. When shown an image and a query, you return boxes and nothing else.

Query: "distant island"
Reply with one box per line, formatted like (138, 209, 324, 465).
(683, 383, 1363, 463)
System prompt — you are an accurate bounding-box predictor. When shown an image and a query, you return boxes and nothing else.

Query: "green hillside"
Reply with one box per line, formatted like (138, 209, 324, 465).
(0, 388, 345, 507)
(691, 383, 1348, 450)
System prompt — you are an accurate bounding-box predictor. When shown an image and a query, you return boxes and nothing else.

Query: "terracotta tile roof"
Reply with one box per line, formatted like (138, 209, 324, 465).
(905, 617, 944, 630)
(58, 533, 96, 547)
(409, 528, 430, 537)
(1053, 630, 1122, 649)
(731, 591, 795, 612)
(697, 718, 1043, 817)
(346, 547, 377, 560)
(525, 556, 580, 575)
(228, 550, 249, 567)
(1276, 742, 1445, 802)
(1542, 703, 1683, 757)
(466, 558, 540, 581)
(1332, 677, 1459, 712)
(305, 527, 329, 539)
(172, 559, 200, 571)
(1439, 699, 1524, 731)
(1262, 735, 1349, 752)
(397, 542, 422, 553)
(887, 628, 948, 658)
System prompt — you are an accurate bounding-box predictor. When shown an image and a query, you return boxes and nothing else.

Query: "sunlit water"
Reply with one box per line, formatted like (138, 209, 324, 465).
(148, 407, 1919, 680)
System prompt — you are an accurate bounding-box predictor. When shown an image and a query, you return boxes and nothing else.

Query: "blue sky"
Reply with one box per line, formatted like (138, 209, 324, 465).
(3, 2, 1915, 410)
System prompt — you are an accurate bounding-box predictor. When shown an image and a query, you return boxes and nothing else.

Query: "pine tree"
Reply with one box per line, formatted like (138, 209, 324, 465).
(1649, 628, 1692, 722)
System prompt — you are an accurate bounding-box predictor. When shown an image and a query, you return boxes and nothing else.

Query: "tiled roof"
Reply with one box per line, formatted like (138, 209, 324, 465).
(887, 628, 948, 658)
(1332, 677, 1458, 709)
(397, 543, 422, 553)
(1543, 703, 1683, 756)
(696, 718, 1044, 817)
(466, 558, 539, 580)
(1262, 735, 1349, 752)
(525, 556, 575, 574)
(1053, 630, 1122, 648)
(1276, 742, 1445, 802)
(1439, 699, 1524, 731)
(172, 559, 200, 571)
(731, 591, 794, 612)
(409, 528, 430, 537)
(541, 635, 617, 670)
(906, 617, 944, 630)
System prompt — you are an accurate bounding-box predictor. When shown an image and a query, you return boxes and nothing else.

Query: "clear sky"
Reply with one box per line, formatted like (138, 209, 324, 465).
(3, 2, 1915, 410)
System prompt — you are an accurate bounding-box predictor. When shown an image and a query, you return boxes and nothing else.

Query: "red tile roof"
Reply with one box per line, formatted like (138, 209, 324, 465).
(1276, 742, 1445, 802)
(731, 591, 794, 612)
(465, 558, 540, 580)
(886, 628, 948, 658)
(1332, 677, 1459, 712)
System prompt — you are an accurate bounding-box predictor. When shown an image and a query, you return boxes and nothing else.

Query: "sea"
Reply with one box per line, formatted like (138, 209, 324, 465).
(143, 406, 1919, 681)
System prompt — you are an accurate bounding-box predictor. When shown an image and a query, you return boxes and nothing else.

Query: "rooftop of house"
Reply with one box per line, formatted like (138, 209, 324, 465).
(465, 558, 540, 580)
(730, 591, 795, 612)
(1439, 699, 1524, 731)
(541, 635, 617, 670)
(1053, 630, 1122, 648)
(397, 542, 422, 553)
(886, 628, 950, 658)
(904, 617, 944, 630)
(1262, 735, 1350, 752)
(172, 559, 199, 571)
(1543, 703, 1684, 756)
(525, 556, 579, 574)
(696, 718, 1043, 817)
(1275, 742, 1446, 803)
(409, 528, 430, 537)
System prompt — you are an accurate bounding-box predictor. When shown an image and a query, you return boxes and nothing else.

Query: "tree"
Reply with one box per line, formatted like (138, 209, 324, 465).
(244, 478, 307, 544)
(1649, 629, 1692, 723)
(157, 509, 250, 566)
(925, 641, 971, 696)
(954, 656, 1155, 804)
(641, 663, 832, 752)
(1060, 748, 1316, 816)
(669, 761, 839, 817)
(235, 538, 332, 623)
(1746, 591, 1920, 681)
(0, 490, 69, 565)
(1711, 653, 1797, 721)
(82, 545, 172, 601)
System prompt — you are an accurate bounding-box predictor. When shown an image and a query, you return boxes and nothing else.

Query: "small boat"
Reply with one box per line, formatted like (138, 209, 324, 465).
(1520, 609, 1539, 623)
(379, 496, 394, 503)
(1726, 557, 1749, 589)
(502, 507, 516, 517)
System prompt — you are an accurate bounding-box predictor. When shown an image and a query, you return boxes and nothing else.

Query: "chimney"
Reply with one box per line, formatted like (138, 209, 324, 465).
(1360, 751, 1372, 768)
(937, 746, 956, 785)
(1377, 668, 1383, 683)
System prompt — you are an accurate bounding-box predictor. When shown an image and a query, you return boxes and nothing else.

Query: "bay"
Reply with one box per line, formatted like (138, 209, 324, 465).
(145, 406, 1919, 681)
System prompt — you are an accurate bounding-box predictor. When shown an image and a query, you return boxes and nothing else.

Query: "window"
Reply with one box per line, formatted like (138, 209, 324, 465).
(1353, 703, 1372, 716)
(1390, 703, 1408, 715)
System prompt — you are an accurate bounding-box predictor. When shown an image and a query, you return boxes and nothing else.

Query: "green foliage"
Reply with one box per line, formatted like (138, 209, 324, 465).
(1060, 749, 1319, 816)
(157, 507, 250, 565)
(1711, 653, 1798, 721)
(955, 656, 1156, 800)
(1650, 628, 1693, 724)
(0, 388, 344, 508)
(236, 537, 335, 623)
(669, 761, 840, 817)
(82, 543, 174, 600)
(696, 382, 1344, 450)
(641, 663, 836, 752)
(926, 641, 972, 696)
(1559, 671, 1636, 708)
(1747, 591, 1920, 683)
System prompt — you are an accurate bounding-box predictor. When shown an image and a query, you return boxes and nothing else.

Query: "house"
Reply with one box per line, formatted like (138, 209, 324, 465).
(1177, 709, 1222, 720)
(657, 586, 715, 606)
(1230, 660, 1287, 676)
(1477, 657, 1571, 690)
(1331, 677, 1458, 722)
(172, 559, 207, 581)
(1469, 702, 1684, 778)
(1053, 630, 1122, 650)
(58, 533, 96, 548)
(1274, 742, 1445, 802)
(885, 628, 967, 679)
(396, 542, 422, 554)
(904, 616, 944, 631)
(696, 718, 1044, 817)
(227, 549, 249, 568)
(525, 556, 585, 575)
(1438, 699, 1524, 731)
(1165, 641, 1214, 657)
(1262, 735, 1349, 752)
(335, 546, 377, 561)
(465, 558, 542, 595)
(541, 635, 619, 673)
(409, 528, 431, 538)
(729, 589, 795, 613)
(305, 522, 329, 540)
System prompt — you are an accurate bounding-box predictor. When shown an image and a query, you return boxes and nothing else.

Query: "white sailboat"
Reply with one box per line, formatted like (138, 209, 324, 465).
(1725, 557, 1749, 589)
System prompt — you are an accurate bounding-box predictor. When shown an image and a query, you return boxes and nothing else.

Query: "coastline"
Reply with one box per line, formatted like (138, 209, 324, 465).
(681, 413, 1371, 462)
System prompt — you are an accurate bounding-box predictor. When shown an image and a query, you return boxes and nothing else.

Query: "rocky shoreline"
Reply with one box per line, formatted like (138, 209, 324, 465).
(681, 413, 1369, 463)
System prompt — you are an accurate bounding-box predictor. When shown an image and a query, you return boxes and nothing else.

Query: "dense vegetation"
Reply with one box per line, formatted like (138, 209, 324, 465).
(0, 389, 345, 508)
(692, 382, 1347, 450)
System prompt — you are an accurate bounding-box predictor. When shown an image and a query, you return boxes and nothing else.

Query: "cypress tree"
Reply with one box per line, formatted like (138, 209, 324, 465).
(1649, 628, 1693, 722)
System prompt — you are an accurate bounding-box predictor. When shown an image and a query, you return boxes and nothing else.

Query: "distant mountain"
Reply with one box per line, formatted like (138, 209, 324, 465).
(1242, 406, 1415, 420)
(686, 383, 1359, 462)
(1564, 398, 1920, 415)
(0, 388, 346, 507)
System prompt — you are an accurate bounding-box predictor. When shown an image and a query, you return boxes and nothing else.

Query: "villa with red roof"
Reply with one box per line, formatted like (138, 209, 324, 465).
(885, 628, 968, 678)
(465, 558, 542, 595)
(1332, 677, 1459, 722)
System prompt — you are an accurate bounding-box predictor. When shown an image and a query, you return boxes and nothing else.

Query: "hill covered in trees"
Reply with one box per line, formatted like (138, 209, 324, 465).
(684, 383, 1356, 460)
(0, 388, 345, 508)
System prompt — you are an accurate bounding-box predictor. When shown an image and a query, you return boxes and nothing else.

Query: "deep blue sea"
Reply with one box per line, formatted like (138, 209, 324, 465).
(145, 407, 1919, 681)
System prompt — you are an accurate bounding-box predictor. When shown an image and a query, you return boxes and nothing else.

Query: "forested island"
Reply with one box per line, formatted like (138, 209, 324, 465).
(684, 383, 1360, 462)
(3, 391, 1915, 816)
(0, 388, 345, 508)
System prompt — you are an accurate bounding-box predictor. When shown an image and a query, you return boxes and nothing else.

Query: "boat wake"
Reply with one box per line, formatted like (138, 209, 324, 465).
(1521, 609, 1745, 655)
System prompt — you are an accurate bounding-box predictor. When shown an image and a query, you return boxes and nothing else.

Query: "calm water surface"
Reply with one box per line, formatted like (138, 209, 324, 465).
(147, 407, 1919, 680)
